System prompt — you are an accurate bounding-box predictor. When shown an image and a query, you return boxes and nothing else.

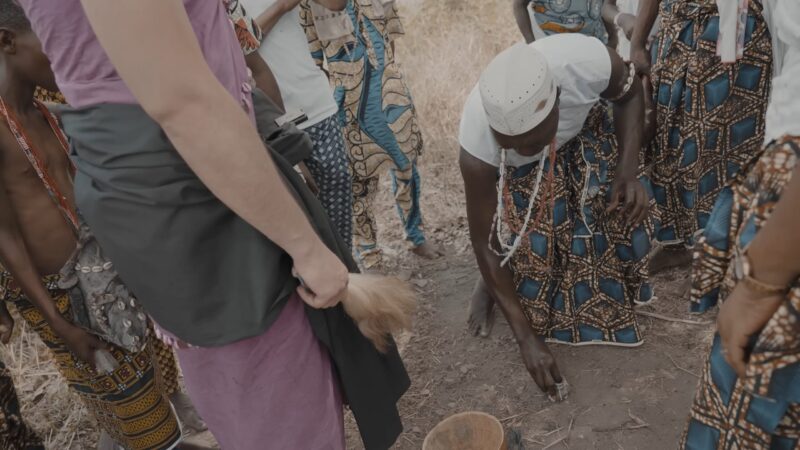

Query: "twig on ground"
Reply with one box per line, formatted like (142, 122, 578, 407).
(542, 435, 568, 450)
(666, 353, 700, 378)
(636, 310, 712, 325)
(500, 412, 528, 422)
(593, 409, 650, 433)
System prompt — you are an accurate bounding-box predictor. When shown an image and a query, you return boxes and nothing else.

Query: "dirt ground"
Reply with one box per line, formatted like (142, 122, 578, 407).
(0, 0, 720, 449)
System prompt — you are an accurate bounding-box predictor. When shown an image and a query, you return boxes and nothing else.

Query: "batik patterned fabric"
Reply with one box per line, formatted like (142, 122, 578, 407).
(528, 0, 608, 42)
(682, 138, 800, 449)
(304, 115, 354, 249)
(300, 0, 426, 267)
(224, 0, 262, 55)
(3, 277, 181, 450)
(0, 360, 44, 450)
(648, 0, 772, 247)
(505, 104, 654, 346)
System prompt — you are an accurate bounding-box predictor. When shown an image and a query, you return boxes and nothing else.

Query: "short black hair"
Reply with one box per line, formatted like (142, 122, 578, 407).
(0, 0, 31, 31)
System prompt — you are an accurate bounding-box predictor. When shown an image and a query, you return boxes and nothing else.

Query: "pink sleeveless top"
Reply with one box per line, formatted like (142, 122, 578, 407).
(18, 0, 253, 113)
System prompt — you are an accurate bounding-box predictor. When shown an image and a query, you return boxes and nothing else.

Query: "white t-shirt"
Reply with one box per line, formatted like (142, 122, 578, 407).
(242, 0, 338, 129)
(764, 0, 800, 142)
(459, 34, 612, 168)
(614, 0, 660, 61)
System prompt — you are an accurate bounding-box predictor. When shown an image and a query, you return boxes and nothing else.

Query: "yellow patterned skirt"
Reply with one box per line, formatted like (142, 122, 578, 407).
(5, 275, 181, 450)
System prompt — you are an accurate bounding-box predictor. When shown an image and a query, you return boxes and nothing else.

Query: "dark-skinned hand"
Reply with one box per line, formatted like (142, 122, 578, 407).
(717, 283, 783, 378)
(630, 44, 651, 75)
(606, 175, 650, 228)
(519, 336, 563, 399)
(54, 322, 111, 367)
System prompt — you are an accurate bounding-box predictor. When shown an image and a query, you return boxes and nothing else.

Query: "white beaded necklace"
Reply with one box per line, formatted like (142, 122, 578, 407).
(488, 147, 547, 267)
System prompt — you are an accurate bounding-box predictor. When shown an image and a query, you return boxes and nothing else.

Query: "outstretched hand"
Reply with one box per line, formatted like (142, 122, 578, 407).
(519, 337, 563, 399)
(717, 283, 783, 377)
(606, 176, 649, 228)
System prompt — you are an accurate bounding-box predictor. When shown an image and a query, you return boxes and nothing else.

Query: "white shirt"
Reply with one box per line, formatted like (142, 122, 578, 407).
(242, 0, 338, 129)
(614, 0, 659, 61)
(764, 0, 800, 142)
(459, 34, 612, 167)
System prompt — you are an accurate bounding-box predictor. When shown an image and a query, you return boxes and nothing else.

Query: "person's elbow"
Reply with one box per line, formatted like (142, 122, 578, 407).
(143, 77, 223, 128)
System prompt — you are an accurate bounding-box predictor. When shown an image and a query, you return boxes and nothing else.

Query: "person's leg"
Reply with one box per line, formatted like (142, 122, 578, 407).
(150, 337, 207, 434)
(352, 173, 383, 269)
(390, 162, 422, 244)
(303, 116, 354, 249)
(176, 296, 345, 450)
(0, 359, 44, 450)
(389, 161, 440, 259)
(11, 290, 182, 450)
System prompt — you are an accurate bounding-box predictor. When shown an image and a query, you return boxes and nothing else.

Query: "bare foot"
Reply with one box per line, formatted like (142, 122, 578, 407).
(170, 391, 207, 434)
(411, 241, 443, 259)
(649, 245, 692, 275)
(467, 278, 495, 338)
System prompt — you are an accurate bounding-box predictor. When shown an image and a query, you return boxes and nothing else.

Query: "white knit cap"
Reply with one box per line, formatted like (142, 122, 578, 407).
(479, 43, 557, 137)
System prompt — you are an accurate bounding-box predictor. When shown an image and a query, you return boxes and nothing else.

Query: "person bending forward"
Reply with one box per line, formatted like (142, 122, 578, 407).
(460, 34, 653, 395)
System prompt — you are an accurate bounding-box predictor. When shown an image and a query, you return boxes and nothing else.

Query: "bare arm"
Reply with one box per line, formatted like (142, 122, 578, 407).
(630, 0, 660, 73)
(255, 0, 346, 36)
(0, 181, 69, 333)
(459, 149, 561, 395)
(0, 171, 106, 362)
(602, 0, 620, 50)
(513, 0, 536, 44)
(80, 0, 347, 307)
(747, 162, 800, 286)
(254, 0, 301, 36)
(601, 46, 649, 226)
(718, 151, 800, 376)
(245, 52, 285, 112)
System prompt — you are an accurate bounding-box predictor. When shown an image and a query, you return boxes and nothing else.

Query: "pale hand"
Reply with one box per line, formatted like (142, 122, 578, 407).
(617, 13, 637, 41)
(293, 241, 349, 309)
(717, 283, 784, 378)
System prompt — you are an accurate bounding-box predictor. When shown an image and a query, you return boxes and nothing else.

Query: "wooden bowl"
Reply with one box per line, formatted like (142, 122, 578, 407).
(423, 411, 507, 450)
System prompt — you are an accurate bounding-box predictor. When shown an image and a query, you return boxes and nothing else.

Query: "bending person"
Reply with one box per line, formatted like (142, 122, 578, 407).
(460, 34, 652, 395)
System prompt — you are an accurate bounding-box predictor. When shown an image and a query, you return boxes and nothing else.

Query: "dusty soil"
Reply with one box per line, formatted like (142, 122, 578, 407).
(347, 246, 714, 450)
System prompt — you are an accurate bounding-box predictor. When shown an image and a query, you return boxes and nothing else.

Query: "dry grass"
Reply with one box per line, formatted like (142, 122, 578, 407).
(0, 315, 97, 449)
(1, 1, 519, 448)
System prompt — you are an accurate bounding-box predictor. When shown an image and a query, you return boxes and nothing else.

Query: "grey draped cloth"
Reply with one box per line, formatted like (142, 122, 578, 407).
(59, 90, 409, 450)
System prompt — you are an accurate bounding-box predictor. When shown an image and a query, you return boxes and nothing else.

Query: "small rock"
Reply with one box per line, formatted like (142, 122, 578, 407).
(411, 278, 430, 288)
(460, 364, 476, 374)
